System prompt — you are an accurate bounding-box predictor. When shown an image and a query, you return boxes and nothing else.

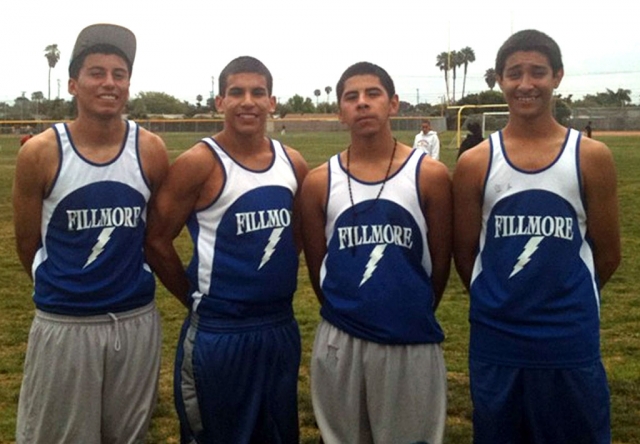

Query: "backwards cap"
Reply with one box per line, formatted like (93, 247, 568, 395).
(70, 24, 136, 70)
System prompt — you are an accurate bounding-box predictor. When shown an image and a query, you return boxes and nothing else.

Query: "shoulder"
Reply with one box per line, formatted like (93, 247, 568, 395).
(171, 141, 219, 179)
(281, 143, 309, 178)
(301, 162, 330, 193)
(16, 128, 59, 169)
(417, 156, 451, 191)
(137, 128, 169, 189)
(578, 134, 613, 162)
(454, 139, 491, 186)
(14, 128, 61, 192)
(137, 126, 167, 151)
(578, 135, 616, 181)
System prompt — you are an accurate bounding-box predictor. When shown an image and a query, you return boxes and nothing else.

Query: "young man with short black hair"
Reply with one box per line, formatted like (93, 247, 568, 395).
(454, 29, 620, 444)
(301, 61, 452, 444)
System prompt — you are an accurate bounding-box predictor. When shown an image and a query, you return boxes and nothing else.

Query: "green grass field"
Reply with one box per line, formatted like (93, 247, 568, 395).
(0, 129, 638, 443)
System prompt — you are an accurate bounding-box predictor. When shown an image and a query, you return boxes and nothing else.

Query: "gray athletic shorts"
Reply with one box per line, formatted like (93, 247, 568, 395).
(311, 320, 447, 444)
(16, 302, 162, 444)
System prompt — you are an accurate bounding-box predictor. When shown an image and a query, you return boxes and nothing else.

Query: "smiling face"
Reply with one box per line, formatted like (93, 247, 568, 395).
(68, 53, 130, 120)
(338, 74, 398, 137)
(216, 72, 275, 136)
(497, 50, 563, 120)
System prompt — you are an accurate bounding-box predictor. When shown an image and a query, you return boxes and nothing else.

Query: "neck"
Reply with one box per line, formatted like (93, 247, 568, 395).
(503, 114, 564, 140)
(68, 114, 126, 147)
(216, 128, 267, 151)
(349, 129, 396, 160)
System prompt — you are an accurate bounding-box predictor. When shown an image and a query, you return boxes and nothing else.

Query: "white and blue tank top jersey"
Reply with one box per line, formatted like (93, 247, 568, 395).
(320, 149, 444, 345)
(470, 128, 601, 367)
(33, 121, 155, 315)
(186, 138, 299, 326)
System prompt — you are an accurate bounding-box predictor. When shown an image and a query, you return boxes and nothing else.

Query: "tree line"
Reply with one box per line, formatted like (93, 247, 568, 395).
(0, 44, 635, 122)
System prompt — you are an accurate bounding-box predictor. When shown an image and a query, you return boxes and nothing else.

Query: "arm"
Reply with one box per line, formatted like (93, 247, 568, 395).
(300, 164, 329, 304)
(284, 146, 309, 254)
(431, 134, 441, 160)
(138, 128, 170, 194)
(412, 133, 419, 150)
(580, 138, 621, 287)
(419, 158, 452, 309)
(12, 131, 58, 278)
(145, 143, 215, 307)
(452, 143, 490, 291)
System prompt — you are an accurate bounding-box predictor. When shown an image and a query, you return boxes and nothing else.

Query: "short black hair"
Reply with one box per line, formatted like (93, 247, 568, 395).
(495, 29, 563, 77)
(336, 62, 395, 104)
(218, 56, 273, 96)
(69, 44, 132, 79)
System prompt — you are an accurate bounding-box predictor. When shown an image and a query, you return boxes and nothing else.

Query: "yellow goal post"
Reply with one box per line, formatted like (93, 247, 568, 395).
(448, 104, 509, 148)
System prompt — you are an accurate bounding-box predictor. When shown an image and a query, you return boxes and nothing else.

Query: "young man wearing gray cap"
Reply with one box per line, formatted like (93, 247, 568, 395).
(13, 23, 169, 443)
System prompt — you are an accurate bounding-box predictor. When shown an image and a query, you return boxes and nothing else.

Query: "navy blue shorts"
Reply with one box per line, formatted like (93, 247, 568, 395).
(469, 358, 610, 444)
(174, 314, 301, 444)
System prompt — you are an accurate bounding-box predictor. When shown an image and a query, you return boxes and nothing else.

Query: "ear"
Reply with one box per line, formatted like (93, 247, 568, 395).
(269, 96, 276, 114)
(553, 68, 564, 89)
(214, 95, 224, 113)
(388, 94, 400, 117)
(68, 78, 77, 96)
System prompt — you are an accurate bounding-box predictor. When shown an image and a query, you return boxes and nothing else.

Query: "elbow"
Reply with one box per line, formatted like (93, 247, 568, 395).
(598, 253, 621, 287)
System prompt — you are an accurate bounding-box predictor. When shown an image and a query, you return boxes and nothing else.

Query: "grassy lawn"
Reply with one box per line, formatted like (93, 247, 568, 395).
(0, 129, 638, 443)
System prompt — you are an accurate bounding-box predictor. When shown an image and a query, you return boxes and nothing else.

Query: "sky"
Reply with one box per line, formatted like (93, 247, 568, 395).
(2, 0, 639, 106)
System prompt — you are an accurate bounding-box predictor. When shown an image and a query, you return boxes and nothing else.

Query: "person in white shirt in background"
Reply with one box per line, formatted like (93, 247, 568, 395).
(413, 118, 440, 160)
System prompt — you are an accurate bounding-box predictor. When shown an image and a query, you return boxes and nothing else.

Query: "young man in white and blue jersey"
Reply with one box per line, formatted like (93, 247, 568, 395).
(453, 29, 621, 444)
(300, 61, 452, 444)
(145, 56, 308, 443)
(12, 23, 169, 443)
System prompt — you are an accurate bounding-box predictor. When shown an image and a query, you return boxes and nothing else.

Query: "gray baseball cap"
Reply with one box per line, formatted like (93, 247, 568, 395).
(70, 23, 136, 70)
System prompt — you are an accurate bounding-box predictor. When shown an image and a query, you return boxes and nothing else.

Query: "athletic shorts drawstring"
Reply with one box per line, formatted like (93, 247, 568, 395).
(107, 312, 121, 351)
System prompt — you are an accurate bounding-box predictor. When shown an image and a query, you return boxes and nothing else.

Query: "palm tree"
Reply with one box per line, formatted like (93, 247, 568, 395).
(450, 50, 465, 102)
(435, 52, 451, 104)
(44, 44, 61, 101)
(314, 89, 321, 108)
(484, 68, 497, 91)
(325, 86, 332, 103)
(196, 94, 203, 109)
(459, 46, 476, 99)
(607, 88, 632, 107)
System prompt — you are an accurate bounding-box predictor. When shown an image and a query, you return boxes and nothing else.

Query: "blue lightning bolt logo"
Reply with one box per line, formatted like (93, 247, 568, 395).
(509, 236, 544, 278)
(359, 244, 387, 287)
(259, 227, 284, 270)
(84, 227, 115, 269)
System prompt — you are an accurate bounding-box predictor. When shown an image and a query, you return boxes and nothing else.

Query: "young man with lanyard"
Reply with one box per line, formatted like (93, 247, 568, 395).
(453, 29, 620, 443)
(300, 61, 452, 444)
(13, 23, 169, 443)
(145, 56, 308, 443)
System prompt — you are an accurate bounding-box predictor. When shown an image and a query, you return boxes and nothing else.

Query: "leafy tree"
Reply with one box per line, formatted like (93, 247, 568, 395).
(286, 94, 315, 114)
(436, 52, 451, 104)
(14, 94, 30, 120)
(484, 68, 497, 90)
(44, 44, 61, 100)
(196, 94, 203, 109)
(607, 88, 632, 107)
(325, 86, 332, 103)
(275, 102, 292, 118)
(129, 91, 189, 115)
(459, 46, 476, 99)
(553, 94, 571, 125)
(314, 89, 321, 108)
(31, 91, 44, 117)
